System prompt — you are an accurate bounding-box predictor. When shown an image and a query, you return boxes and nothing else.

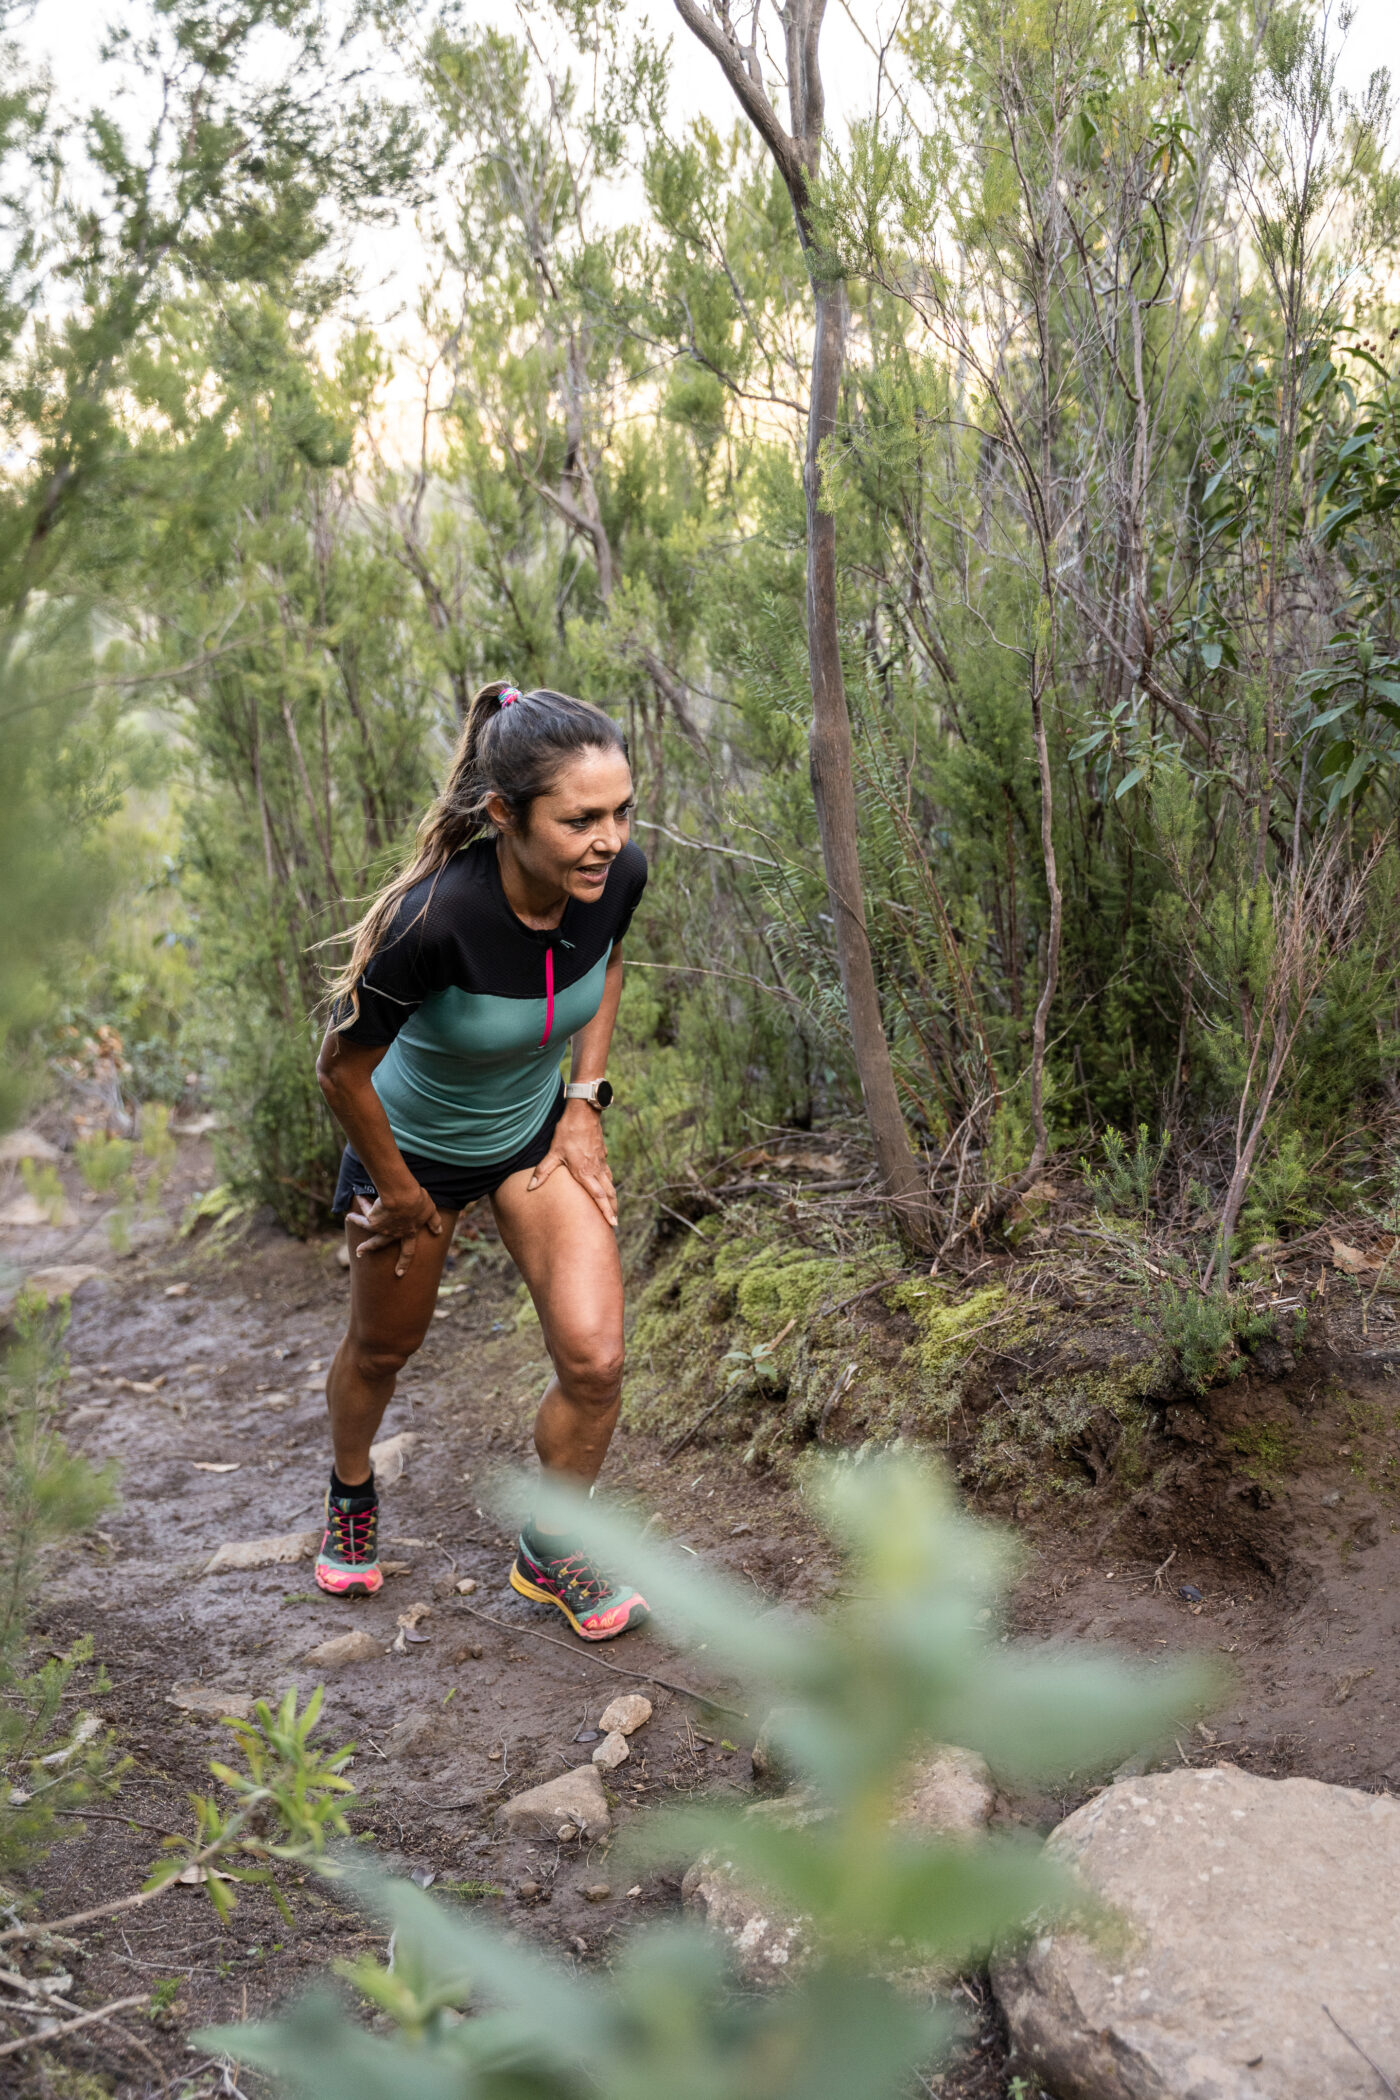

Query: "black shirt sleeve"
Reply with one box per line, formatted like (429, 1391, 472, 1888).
(335, 881, 445, 1047)
(612, 842, 648, 945)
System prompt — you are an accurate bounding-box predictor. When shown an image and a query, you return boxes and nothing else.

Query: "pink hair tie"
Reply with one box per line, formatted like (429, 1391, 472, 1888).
(499, 685, 522, 706)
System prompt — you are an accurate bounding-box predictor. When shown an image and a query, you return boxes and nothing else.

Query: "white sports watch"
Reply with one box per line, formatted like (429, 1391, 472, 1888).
(564, 1079, 614, 1110)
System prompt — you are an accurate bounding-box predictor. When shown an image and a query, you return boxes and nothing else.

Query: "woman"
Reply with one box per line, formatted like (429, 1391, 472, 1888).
(313, 681, 648, 1641)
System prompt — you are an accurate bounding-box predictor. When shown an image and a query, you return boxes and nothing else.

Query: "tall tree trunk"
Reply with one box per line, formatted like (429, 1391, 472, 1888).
(806, 280, 930, 1242)
(671, 0, 932, 1249)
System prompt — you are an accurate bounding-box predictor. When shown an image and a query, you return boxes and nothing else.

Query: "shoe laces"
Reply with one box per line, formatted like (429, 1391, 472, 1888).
(545, 1551, 609, 1603)
(329, 1502, 376, 1562)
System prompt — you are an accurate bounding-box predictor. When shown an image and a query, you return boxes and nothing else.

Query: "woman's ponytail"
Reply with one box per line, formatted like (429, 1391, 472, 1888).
(324, 680, 626, 1026)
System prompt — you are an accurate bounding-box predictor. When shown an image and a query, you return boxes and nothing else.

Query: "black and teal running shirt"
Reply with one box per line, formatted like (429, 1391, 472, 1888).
(336, 839, 647, 1167)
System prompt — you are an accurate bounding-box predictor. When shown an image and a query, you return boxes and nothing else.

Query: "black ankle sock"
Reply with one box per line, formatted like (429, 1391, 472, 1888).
(330, 1467, 377, 1508)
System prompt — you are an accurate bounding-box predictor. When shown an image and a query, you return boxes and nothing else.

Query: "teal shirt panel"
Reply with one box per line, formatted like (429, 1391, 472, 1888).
(370, 946, 611, 1166)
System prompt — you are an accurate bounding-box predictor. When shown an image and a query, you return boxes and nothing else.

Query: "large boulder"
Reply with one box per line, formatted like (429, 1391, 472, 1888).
(994, 1765, 1400, 2100)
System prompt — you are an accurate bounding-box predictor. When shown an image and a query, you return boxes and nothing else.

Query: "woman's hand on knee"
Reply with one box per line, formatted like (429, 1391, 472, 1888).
(348, 1187, 443, 1276)
(528, 1105, 617, 1229)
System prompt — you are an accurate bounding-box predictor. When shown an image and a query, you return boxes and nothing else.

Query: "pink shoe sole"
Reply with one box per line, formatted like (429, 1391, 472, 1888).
(314, 1561, 383, 1595)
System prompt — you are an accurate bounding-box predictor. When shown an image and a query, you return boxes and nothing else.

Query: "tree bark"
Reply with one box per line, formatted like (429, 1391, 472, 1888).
(672, 0, 932, 1248)
(806, 279, 929, 1239)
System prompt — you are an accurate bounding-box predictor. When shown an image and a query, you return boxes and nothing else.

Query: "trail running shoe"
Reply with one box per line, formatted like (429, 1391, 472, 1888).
(509, 1531, 648, 1642)
(314, 1486, 383, 1596)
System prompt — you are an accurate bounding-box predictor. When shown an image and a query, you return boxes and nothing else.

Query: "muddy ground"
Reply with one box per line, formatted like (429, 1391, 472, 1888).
(3, 1126, 1397, 2099)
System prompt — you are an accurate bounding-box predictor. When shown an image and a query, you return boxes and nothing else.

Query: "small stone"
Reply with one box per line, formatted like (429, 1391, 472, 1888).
(369, 1429, 417, 1487)
(598, 1692, 652, 1736)
(1179, 1583, 1204, 1603)
(502, 1766, 611, 1842)
(452, 1643, 484, 1663)
(203, 1530, 320, 1573)
(558, 1825, 576, 1841)
(167, 1683, 257, 1721)
(456, 1578, 478, 1595)
(0, 1127, 62, 1165)
(574, 1727, 601, 1745)
(581, 1883, 611, 1903)
(898, 1746, 994, 1838)
(305, 1629, 384, 1668)
(516, 1881, 541, 1900)
(592, 1729, 629, 1770)
(23, 1265, 109, 1305)
(0, 1193, 76, 1228)
(386, 1709, 444, 1759)
(164, 1282, 191, 1298)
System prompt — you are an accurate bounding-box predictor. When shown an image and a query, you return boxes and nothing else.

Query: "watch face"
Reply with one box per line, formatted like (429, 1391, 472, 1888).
(595, 1079, 614, 1108)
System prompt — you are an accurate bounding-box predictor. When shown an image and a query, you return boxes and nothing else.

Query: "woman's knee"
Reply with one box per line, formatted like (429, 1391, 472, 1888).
(345, 1333, 418, 1385)
(556, 1335, 625, 1409)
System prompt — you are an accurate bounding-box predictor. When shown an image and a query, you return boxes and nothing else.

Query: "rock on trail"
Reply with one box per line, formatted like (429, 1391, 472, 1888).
(369, 1428, 418, 1486)
(597, 1693, 652, 1735)
(503, 1766, 612, 1842)
(166, 1684, 258, 1720)
(304, 1629, 385, 1668)
(685, 1744, 996, 1986)
(202, 1528, 320, 1572)
(993, 1764, 1400, 2100)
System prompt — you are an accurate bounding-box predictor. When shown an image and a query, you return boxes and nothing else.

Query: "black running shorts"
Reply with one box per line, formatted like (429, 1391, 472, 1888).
(332, 1086, 566, 1216)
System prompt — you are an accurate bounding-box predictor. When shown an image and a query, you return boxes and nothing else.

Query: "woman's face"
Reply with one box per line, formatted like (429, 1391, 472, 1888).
(491, 746, 635, 903)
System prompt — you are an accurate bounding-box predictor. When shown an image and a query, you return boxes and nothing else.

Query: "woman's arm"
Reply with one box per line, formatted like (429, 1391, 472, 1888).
(316, 1030, 443, 1275)
(527, 943, 625, 1227)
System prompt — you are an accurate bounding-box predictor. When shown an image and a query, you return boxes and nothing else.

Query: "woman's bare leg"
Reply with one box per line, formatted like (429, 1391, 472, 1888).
(489, 1166, 625, 1489)
(325, 1208, 460, 1483)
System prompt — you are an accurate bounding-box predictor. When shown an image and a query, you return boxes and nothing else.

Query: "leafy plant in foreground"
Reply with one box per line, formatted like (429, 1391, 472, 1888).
(0, 1296, 118, 1877)
(146, 1688, 357, 1926)
(208, 1459, 1210, 2100)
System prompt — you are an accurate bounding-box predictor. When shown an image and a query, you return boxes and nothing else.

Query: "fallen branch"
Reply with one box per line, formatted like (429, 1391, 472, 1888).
(0, 1993, 148, 2059)
(0, 1880, 176, 1949)
(665, 1390, 742, 1461)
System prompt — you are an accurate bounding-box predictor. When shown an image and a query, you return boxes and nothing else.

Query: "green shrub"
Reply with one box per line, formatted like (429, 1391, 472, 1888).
(1150, 1278, 1278, 1392)
(1238, 1131, 1322, 1244)
(75, 1133, 135, 1195)
(0, 1297, 120, 1876)
(1083, 1124, 1171, 1223)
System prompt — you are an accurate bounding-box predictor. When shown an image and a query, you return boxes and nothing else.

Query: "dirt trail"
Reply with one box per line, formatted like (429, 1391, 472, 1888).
(4, 1131, 1397, 2096)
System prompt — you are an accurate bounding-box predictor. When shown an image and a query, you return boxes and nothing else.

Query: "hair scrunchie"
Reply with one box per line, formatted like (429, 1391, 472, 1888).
(499, 685, 522, 707)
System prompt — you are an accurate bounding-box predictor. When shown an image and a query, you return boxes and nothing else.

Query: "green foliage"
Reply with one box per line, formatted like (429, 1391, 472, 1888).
(74, 1134, 134, 1196)
(1083, 1126, 1171, 1224)
(0, 1297, 119, 1875)
(1149, 1277, 1277, 1392)
(148, 1686, 356, 1926)
(18, 1158, 66, 1223)
(720, 1336, 785, 1392)
(6, 0, 1400, 1244)
(207, 1461, 1210, 2100)
(1238, 1131, 1322, 1244)
(147, 1977, 183, 2021)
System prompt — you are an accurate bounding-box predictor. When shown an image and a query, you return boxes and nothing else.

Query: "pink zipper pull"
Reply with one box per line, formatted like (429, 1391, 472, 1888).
(540, 944, 554, 1047)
